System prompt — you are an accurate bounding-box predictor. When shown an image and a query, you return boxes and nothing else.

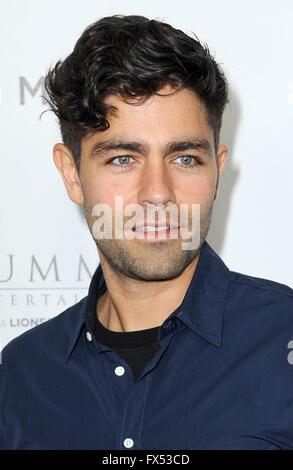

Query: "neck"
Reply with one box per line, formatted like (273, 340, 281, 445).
(96, 252, 200, 332)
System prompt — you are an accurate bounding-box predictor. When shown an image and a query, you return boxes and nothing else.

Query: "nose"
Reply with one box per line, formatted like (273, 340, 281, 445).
(137, 157, 176, 207)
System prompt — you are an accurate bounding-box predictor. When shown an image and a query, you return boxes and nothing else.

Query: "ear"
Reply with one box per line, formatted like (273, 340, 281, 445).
(53, 143, 84, 205)
(213, 143, 229, 201)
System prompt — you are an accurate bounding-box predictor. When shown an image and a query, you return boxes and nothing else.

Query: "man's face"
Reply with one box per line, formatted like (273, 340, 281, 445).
(54, 85, 228, 281)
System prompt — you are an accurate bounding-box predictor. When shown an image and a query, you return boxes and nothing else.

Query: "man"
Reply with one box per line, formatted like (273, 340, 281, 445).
(0, 14, 292, 450)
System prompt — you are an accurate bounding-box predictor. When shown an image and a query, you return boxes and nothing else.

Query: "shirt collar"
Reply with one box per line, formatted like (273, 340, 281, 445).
(174, 240, 230, 347)
(65, 240, 230, 362)
(64, 263, 106, 363)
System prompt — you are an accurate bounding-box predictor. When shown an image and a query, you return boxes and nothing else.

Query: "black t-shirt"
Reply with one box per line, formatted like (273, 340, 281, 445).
(94, 311, 160, 382)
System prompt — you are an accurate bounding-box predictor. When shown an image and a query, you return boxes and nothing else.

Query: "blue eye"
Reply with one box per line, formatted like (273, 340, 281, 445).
(175, 155, 201, 168)
(109, 156, 134, 166)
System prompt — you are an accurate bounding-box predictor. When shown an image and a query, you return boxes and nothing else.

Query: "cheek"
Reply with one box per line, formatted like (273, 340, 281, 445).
(83, 175, 122, 207)
(178, 173, 216, 204)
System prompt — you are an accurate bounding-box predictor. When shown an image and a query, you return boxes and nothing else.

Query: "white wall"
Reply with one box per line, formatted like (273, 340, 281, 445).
(0, 0, 292, 351)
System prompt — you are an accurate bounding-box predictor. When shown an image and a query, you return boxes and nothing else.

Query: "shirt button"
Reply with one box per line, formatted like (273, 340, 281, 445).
(115, 366, 125, 376)
(86, 331, 92, 342)
(123, 438, 134, 448)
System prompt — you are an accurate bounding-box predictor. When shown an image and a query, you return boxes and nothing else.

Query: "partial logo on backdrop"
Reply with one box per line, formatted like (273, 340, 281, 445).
(19, 76, 46, 105)
(0, 254, 93, 351)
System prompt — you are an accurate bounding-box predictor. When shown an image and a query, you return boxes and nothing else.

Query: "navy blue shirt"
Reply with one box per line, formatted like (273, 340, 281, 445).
(1, 241, 293, 450)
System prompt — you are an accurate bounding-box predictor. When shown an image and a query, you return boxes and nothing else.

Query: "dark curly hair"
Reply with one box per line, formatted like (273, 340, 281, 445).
(44, 14, 229, 171)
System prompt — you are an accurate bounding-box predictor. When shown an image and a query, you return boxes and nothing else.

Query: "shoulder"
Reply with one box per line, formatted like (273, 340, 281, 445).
(227, 270, 293, 311)
(1, 296, 88, 368)
(223, 270, 293, 340)
(229, 270, 293, 298)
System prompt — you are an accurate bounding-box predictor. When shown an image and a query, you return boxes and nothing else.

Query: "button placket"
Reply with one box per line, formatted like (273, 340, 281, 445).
(119, 376, 149, 450)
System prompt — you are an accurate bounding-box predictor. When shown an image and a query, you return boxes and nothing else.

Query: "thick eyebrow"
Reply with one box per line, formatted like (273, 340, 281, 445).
(89, 137, 213, 158)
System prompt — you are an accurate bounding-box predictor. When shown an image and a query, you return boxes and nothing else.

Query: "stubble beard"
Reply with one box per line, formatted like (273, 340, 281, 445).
(85, 200, 214, 282)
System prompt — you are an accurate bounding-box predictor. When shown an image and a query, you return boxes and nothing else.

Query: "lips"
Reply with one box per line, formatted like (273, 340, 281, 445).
(132, 224, 179, 232)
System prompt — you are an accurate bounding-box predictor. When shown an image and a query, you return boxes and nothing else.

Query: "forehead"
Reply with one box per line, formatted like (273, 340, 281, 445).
(103, 85, 212, 136)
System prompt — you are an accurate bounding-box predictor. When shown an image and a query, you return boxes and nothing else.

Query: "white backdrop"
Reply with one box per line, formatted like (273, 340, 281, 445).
(0, 0, 292, 352)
